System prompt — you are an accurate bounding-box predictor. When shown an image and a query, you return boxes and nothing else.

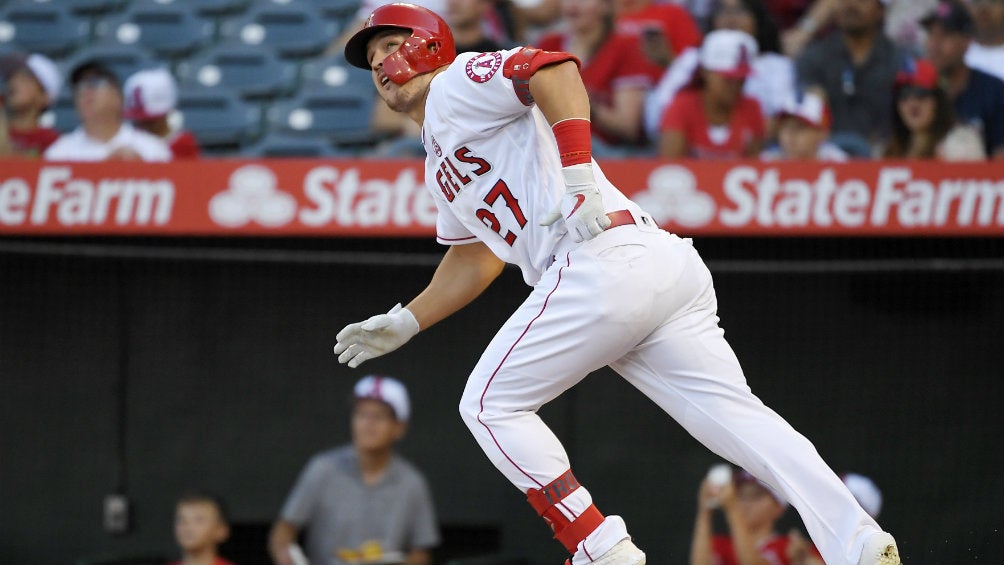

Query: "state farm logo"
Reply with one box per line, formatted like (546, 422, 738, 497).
(209, 165, 297, 227)
(465, 52, 502, 83)
(631, 165, 716, 227)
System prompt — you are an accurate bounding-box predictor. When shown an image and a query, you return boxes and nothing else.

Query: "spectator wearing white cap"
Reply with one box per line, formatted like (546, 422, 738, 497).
(0, 52, 63, 157)
(269, 375, 440, 565)
(658, 29, 767, 159)
(44, 61, 171, 162)
(124, 68, 200, 159)
(842, 473, 883, 519)
(692, 464, 825, 565)
(760, 89, 849, 161)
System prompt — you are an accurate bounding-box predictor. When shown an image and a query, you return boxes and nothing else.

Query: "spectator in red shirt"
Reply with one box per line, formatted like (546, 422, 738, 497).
(0, 52, 63, 158)
(123, 68, 201, 159)
(691, 464, 824, 565)
(659, 29, 766, 159)
(536, 0, 663, 146)
(615, 0, 703, 68)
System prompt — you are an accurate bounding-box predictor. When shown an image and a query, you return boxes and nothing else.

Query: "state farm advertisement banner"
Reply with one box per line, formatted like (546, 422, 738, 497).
(1, 159, 1002, 236)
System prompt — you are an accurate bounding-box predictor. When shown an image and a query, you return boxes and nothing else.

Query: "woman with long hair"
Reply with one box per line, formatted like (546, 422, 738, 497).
(884, 58, 985, 160)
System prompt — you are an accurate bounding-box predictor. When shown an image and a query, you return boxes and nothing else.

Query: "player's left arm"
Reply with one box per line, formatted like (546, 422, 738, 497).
(334, 242, 504, 368)
(527, 60, 591, 125)
(526, 61, 613, 240)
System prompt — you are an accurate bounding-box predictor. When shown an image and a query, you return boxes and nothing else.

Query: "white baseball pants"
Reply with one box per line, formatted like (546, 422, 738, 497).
(458, 223, 881, 565)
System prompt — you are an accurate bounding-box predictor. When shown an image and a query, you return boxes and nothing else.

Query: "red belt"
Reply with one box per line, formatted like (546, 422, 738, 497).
(606, 209, 655, 229)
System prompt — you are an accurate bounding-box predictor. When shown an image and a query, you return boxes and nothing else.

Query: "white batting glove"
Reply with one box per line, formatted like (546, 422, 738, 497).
(540, 163, 611, 242)
(333, 303, 419, 368)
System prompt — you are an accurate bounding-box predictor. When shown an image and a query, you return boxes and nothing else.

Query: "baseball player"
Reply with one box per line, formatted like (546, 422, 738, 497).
(333, 5, 901, 565)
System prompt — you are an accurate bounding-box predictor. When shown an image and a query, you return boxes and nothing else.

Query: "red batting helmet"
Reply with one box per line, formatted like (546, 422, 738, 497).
(344, 3, 456, 85)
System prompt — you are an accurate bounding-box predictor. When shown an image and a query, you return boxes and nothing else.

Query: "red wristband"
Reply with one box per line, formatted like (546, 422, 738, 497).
(552, 118, 592, 167)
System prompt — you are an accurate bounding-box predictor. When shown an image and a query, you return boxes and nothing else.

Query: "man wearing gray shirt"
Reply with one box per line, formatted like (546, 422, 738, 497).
(796, 0, 907, 156)
(269, 376, 440, 565)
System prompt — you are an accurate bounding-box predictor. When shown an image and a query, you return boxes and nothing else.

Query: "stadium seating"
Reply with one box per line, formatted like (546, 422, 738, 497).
(266, 88, 375, 144)
(176, 43, 297, 100)
(60, 0, 128, 15)
(298, 53, 373, 93)
(41, 90, 80, 133)
(60, 43, 159, 84)
(175, 86, 263, 150)
(312, 0, 364, 27)
(0, 1, 90, 57)
(244, 132, 355, 158)
(96, 1, 215, 60)
(180, 0, 252, 18)
(218, 0, 338, 59)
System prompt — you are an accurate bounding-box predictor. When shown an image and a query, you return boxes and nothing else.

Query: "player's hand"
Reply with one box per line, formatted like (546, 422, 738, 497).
(333, 303, 419, 368)
(540, 163, 610, 242)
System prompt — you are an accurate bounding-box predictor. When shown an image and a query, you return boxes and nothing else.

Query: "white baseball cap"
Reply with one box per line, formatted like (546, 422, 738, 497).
(1, 53, 63, 105)
(779, 91, 832, 130)
(699, 29, 758, 79)
(843, 473, 882, 518)
(123, 67, 178, 121)
(354, 375, 410, 421)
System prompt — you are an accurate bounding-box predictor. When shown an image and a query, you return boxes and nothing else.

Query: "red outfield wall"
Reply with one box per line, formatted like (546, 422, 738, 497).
(1, 159, 1002, 236)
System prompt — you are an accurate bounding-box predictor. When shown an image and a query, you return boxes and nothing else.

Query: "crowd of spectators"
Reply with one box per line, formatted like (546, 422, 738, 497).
(1, 0, 1001, 161)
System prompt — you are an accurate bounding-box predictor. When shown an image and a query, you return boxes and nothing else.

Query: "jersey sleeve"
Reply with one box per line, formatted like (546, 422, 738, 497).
(435, 47, 580, 130)
(434, 196, 478, 245)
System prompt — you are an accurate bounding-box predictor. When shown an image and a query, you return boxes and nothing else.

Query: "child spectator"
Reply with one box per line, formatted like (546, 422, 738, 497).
(883, 57, 986, 160)
(537, 0, 663, 147)
(760, 89, 849, 161)
(124, 68, 200, 159)
(44, 61, 171, 161)
(691, 465, 824, 565)
(0, 52, 63, 157)
(171, 491, 236, 565)
(658, 29, 766, 159)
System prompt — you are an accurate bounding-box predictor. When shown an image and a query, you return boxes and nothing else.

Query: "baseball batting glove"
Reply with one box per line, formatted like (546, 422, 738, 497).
(540, 163, 611, 242)
(334, 303, 419, 368)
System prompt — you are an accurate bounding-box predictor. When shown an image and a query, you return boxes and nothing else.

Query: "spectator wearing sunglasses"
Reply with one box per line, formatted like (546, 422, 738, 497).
(44, 61, 171, 162)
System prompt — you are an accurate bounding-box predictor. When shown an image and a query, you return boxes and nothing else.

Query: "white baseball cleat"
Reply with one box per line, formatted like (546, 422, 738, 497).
(566, 538, 645, 565)
(857, 532, 901, 565)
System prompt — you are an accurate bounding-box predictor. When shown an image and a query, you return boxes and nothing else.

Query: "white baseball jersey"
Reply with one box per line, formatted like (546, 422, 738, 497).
(407, 47, 884, 565)
(44, 122, 172, 162)
(421, 49, 643, 286)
